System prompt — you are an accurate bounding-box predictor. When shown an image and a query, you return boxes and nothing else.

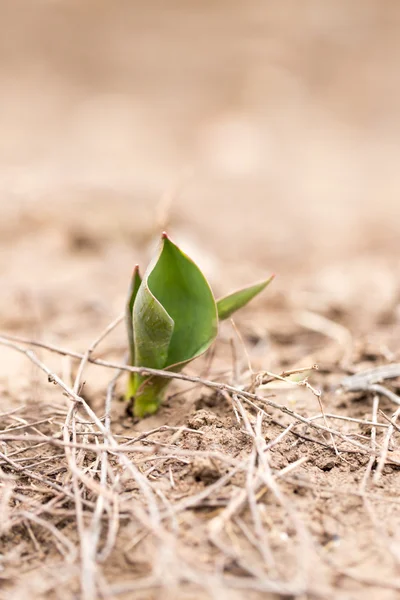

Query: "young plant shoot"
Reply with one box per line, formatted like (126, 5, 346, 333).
(126, 233, 273, 418)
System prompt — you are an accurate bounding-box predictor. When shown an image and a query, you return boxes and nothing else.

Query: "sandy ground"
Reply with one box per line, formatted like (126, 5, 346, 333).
(1, 2, 400, 599)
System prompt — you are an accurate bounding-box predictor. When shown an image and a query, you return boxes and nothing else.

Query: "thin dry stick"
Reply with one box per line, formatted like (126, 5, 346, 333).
(264, 423, 295, 451)
(373, 404, 400, 483)
(63, 405, 90, 598)
(379, 409, 400, 433)
(73, 313, 124, 395)
(21, 511, 77, 560)
(235, 401, 276, 571)
(0, 405, 25, 418)
(250, 412, 311, 589)
(309, 413, 389, 428)
(90, 367, 123, 567)
(314, 390, 339, 455)
(24, 519, 45, 558)
(0, 332, 83, 358)
(3, 418, 54, 432)
(254, 365, 319, 387)
(123, 425, 204, 447)
(360, 395, 379, 493)
(98, 477, 120, 563)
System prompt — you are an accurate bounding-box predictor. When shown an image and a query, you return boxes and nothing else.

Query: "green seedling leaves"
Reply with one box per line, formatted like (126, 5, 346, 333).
(216, 275, 275, 321)
(126, 233, 273, 418)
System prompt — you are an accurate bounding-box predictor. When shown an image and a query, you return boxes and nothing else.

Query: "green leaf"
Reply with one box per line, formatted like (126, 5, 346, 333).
(216, 275, 275, 321)
(125, 265, 142, 365)
(129, 266, 175, 415)
(133, 276, 174, 371)
(147, 234, 218, 366)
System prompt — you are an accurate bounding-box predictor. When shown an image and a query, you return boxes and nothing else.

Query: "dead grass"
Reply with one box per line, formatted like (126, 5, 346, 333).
(2, 311, 400, 600)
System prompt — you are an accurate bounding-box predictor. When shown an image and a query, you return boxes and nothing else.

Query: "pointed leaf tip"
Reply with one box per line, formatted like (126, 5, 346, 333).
(143, 233, 218, 367)
(161, 231, 169, 240)
(216, 274, 274, 321)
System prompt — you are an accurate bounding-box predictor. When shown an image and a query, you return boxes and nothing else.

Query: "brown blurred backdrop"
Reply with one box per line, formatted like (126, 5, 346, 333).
(1, 0, 400, 277)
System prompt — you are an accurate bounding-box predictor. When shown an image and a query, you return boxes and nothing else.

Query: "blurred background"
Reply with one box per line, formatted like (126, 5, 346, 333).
(1, 0, 400, 348)
(2, 5, 400, 595)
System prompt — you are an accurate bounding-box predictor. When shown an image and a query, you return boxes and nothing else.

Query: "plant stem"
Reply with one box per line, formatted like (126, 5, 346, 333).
(126, 373, 162, 418)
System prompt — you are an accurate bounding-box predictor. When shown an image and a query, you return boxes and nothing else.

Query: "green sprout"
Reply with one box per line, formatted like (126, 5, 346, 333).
(126, 233, 274, 418)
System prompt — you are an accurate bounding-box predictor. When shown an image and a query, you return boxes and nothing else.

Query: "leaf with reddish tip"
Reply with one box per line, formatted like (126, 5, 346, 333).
(216, 275, 275, 321)
(130, 235, 218, 417)
(147, 236, 218, 366)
